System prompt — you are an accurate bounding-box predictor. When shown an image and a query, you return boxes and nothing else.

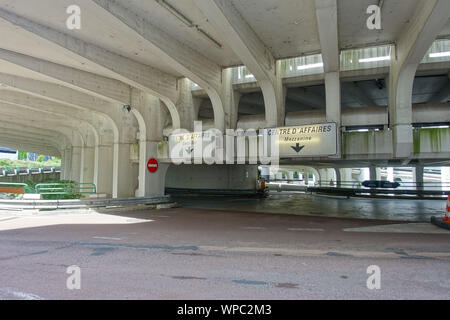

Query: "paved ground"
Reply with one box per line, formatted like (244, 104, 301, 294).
(0, 200, 449, 300)
(174, 193, 445, 222)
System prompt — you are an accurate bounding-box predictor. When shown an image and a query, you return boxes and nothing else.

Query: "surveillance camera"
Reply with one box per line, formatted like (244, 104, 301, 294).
(122, 105, 131, 114)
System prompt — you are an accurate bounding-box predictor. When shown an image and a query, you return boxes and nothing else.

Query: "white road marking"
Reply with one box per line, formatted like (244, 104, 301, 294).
(93, 236, 123, 241)
(0, 288, 43, 300)
(288, 228, 325, 232)
(343, 223, 449, 234)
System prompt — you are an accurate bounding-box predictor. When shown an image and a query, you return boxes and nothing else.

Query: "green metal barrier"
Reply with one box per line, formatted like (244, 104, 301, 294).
(35, 182, 96, 195)
(0, 182, 35, 194)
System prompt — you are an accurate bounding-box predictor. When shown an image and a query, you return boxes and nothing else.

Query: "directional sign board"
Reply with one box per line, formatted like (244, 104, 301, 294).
(362, 181, 400, 189)
(268, 123, 337, 158)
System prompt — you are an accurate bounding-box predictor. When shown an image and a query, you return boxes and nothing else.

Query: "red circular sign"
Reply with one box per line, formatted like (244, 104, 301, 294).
(147, 158, 159, 173)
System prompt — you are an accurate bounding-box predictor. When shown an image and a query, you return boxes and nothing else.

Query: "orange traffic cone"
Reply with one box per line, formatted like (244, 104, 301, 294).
(444, 196, 450, 223)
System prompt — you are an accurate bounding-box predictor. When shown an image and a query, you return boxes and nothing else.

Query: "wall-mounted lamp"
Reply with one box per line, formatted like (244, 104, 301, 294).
(122, 105, 132, 115)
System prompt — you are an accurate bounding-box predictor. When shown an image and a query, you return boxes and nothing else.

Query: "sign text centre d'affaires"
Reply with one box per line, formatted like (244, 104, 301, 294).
(267, 123, 337, 157)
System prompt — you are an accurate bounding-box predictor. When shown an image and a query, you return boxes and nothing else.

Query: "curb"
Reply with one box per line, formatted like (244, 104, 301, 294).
(431, 216, 450, 230)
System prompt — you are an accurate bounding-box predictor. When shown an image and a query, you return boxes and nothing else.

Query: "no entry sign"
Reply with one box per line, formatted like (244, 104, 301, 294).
(147, 158, 159, 173)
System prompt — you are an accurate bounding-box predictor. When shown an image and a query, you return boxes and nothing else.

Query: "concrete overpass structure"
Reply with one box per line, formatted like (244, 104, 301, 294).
(0, 0, 450, 198)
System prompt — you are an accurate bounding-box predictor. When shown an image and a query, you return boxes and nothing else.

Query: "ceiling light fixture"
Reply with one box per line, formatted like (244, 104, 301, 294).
(429, 51, 450, 58)
(359, 56, 390, 63)
(296, 63, 323, 70)
(122, 105, 132, 115)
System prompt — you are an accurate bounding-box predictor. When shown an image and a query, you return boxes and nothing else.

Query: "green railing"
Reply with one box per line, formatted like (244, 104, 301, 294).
(35, 182, 96, 195)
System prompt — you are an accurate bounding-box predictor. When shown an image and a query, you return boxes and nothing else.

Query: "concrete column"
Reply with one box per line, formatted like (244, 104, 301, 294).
(413, 165, 424, 192)
(387, 167, 394, 182)
(325, 72, 341, 157)
(70, 146, 83, 183)
(287, 171, 295, 181)
(114, 142, 138, 198)
(176, 78, 197, 131)
(369, 166, 377, 181)
(222, 68, 241, 130)
(82, 146, 95, 184)
(358, 168, 370, 185)
(61, 147, 72, 181)
(303, 170, 309, 186)
(96, 145, 114, 196)
(133, 89, 168, 198)
(339, 168, 353, 187)
(334, 168, 341, 187)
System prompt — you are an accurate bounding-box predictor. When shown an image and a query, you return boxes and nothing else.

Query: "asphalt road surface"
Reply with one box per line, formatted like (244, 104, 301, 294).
(0, 203, 449, 300)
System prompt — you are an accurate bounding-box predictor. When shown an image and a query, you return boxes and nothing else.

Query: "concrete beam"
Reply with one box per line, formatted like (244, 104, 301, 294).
(0, 89, 108, 145)
(0, 50, 181, 130)
(314, 0, 339, 73)
(0, 9, 181, 126)
(91, 0, 225, 130)
(315, 0, 341, 158)
(194, 0, 285, 127)
(389, 0, 450, 158)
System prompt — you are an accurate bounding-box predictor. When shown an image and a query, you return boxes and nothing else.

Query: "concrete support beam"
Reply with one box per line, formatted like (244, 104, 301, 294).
(0, 9, 182, 129)
(131, 90, 170, 197)
(194, 0, 285, 127)
(389, 0, 450, 158)
(92, 0, 225, 131)
(413, 165, 424, 192)
(315, 0, 341, 157)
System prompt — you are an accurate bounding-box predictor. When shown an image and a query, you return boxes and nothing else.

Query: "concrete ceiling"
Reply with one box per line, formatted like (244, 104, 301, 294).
(0, 0, 447, 81)
(231, 0, 321, 58)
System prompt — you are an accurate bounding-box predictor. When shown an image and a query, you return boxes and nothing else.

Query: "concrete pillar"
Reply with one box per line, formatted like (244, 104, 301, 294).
(96, 144, 114, 196)
(413, 165, 424, 192)
(325, 72, 341, 157)
(114, 142, 138, 198)
(358, 168, 370, 184)
(334, 168, 341, 187)
(303, 170, 309, 185)
(387, 167, 394, 182)
(222, 68, 242, 130)
(369, 166, 377, 181)
(287, 171, 295, 181)
(339, 168, 353, 187)
(176, 78, 197, 131)
(70, 146, 83, 183)
(133, 89, 168, 198)
(61, 147, 72, 181)
(82, 146, 95, 184)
